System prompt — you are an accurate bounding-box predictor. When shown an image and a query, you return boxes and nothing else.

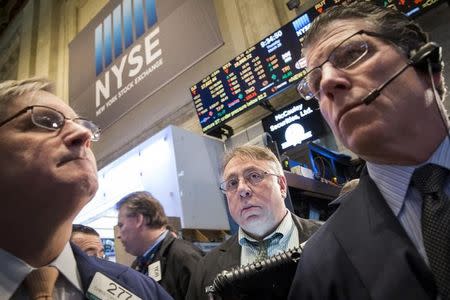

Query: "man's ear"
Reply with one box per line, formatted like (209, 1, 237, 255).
(136, 214, 145, 228)
(278, 174, 288, 198)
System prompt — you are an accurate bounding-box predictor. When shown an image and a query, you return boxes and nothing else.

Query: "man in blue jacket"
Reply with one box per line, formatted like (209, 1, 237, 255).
(0, 78, 172, 299)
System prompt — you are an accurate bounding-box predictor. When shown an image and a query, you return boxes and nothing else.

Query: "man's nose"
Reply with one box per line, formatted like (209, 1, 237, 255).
(62, 120, 93, 148)
(319, 63, 351, 100)
(237, 178, 252, 198)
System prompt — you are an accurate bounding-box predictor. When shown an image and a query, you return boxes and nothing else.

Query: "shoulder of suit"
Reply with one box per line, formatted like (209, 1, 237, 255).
(168, 238, 204, 255)
(292, 213, 323, 228)
(202, 234, 238, 258)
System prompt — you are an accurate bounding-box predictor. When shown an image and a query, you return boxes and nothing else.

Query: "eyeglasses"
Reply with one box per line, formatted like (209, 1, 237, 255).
(0, 105, 101, 141)
(220, 170, 279, 193)
(297, 30, 390, 101)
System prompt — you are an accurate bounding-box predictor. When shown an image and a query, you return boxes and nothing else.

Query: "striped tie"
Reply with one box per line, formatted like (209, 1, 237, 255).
(24, 266, 59, 300)
(412, 164, 450, 299)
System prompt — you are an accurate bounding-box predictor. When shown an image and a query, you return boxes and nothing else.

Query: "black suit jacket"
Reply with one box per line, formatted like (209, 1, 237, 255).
(130, 234, 203, 300)
(186, 214, 321, 300)
(288, 169, 437, 300)
(72, 244, 173, 299)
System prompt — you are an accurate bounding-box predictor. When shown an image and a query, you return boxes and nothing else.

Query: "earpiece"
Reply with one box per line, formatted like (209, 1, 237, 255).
(409, 42, 442, 72)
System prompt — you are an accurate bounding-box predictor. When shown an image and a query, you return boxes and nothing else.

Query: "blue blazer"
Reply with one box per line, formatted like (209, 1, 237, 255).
(288, 169, 437, 300)
(72, 244, 173, 299)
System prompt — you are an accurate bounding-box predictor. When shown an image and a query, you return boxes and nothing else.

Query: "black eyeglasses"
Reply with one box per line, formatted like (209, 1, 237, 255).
(297, 30, 391, 101)
(220, 170, 280, 193)
(0, 105, 101, 141)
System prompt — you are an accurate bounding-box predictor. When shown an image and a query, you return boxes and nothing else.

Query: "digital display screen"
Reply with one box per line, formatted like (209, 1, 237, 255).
(190, 0, 445, 134)
(261, 98, 328, 152)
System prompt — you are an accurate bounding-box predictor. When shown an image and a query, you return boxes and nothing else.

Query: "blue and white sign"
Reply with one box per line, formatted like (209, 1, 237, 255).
(69, 0, 223, 130)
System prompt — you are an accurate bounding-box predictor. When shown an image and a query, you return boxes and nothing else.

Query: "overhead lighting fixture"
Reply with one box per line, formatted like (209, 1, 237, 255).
(286, 0, 301, 10)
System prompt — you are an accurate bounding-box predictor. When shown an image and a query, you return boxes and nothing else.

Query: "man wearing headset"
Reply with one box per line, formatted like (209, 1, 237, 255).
(288, 2, 449, 300)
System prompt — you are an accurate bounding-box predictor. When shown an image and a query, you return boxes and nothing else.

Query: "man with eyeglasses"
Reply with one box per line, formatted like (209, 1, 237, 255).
(0, 78, 173, 299)
(288, 2, 449, 300)
(186, 145, 321, 300)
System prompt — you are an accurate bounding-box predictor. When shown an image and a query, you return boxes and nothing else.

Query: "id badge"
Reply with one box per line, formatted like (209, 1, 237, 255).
(86, 272, 142, 300)
(148, 261, 162, 282)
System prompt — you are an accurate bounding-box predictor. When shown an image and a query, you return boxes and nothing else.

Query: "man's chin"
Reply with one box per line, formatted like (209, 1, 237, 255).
(66, 174, 98, 199)
(241, 217, 266, 233)
(242, 213, 262, 224)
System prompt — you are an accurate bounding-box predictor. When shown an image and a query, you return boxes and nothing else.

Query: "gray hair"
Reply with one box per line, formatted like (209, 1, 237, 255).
(0, 78, 54, 120)
(221, 145, 283, 176)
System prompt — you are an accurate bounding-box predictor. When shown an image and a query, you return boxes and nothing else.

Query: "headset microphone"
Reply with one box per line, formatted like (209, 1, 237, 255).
(361, 42, 441, 105)
(361, 63, 411, 105)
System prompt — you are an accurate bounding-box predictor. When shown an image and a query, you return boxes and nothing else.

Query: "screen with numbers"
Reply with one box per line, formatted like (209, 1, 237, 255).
(190, 0, 445, 134)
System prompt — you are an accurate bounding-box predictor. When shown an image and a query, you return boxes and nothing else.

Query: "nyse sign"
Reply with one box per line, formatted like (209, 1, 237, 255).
(95, 26, 162, 116)
(69, 0, 223, 130)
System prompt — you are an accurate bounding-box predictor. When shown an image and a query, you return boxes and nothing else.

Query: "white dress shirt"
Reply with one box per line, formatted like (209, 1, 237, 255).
(0, 243, 85, 300)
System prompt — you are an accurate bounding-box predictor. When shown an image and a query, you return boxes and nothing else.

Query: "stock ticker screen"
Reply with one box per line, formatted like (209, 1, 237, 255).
(190, 0, 445, 134)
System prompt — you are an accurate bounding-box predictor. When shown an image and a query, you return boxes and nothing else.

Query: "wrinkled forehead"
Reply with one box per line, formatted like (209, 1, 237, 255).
(223, 157, 278, 178)
(72, 233, 102, 246)
(12, 90, 78, 118)
(303, 19, 373, 67)
(72, 232, 97, 240)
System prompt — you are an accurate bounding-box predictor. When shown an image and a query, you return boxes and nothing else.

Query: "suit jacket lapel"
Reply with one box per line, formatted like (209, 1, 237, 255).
(72, 244, 132, 294)
(151, 234, 174, 276)
(332, 171, 436, 300)
(216, 235, 241, 271)
(72, 244, 100, 293)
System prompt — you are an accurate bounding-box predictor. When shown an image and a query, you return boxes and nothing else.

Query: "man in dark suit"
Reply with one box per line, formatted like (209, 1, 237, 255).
(186, 145, 321, 300)
(0, 78, 172, 299)
(116, 191, 204, 300)
(289, 2, 449, 299)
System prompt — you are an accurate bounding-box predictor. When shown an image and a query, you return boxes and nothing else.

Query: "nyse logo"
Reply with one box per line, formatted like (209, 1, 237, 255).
(95, 0, 161, 108)
(95, 0, 157, 75)
(292, 13, 311, 37)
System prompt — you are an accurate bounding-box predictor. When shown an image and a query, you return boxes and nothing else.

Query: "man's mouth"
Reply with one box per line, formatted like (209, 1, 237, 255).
(336, 102, 363, 126)
(241, 205, 259, 216)
(57, 154, 87, 167)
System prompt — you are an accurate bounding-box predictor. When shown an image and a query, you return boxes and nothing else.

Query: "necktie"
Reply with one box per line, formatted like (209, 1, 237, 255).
(135, 256, 148, 275)
(412, 164, 450, 299)
(252, 233, 283, 263)
(24, 266, 59, 300)
(255, 240, 269, 262)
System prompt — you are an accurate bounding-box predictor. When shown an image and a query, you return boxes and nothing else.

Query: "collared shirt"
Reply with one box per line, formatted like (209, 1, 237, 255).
(0, 243, 84, 299)
(367, 137, 450, 262)
(141, 229, 169, 259)
(238, 211, 299, 265)
(135, 230, 169, 274)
